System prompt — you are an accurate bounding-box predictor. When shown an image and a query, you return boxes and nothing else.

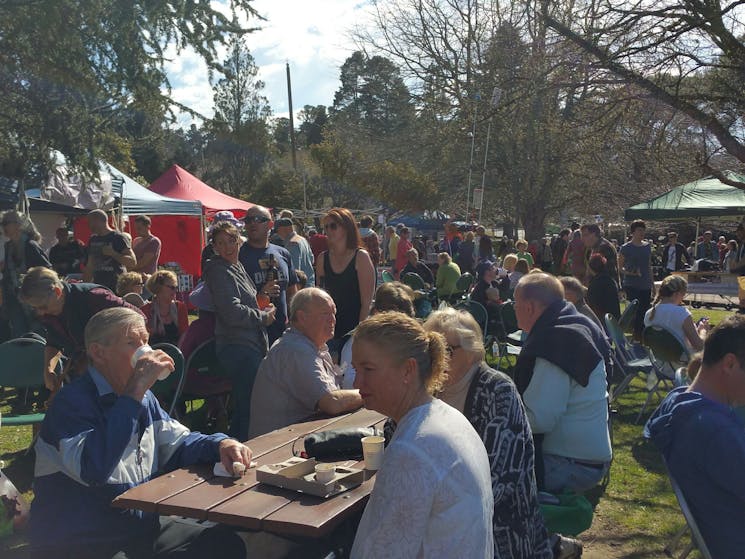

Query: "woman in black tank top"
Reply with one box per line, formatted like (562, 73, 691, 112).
(316, 208, 376, 354)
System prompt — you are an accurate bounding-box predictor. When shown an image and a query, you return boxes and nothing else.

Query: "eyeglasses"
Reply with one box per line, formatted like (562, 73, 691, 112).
(446, 344, 461, 357)
(245, 215, 270, 224)
(323, 222, 339, 232)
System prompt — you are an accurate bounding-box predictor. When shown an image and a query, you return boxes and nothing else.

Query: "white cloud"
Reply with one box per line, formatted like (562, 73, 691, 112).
(165, 0, 372, 126)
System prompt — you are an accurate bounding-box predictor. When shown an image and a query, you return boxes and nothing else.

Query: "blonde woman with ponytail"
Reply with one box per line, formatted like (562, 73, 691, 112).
(644, 274, 709, 352)
(350, 312, 494, 558)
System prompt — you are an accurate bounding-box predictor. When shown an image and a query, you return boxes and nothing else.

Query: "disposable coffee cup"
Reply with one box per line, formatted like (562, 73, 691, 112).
(361, 436, 385, 471)
(131, 345, 170, 380)
(315, 463, 336, 484)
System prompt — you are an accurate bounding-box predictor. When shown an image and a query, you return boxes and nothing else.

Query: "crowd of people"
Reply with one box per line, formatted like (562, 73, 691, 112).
(2, 205, 745, 558)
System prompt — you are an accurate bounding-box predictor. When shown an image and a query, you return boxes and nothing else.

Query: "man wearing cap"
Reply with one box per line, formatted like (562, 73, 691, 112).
(695, 230, 718, 260)
(240, 206, 298, 345)
(275, 217, 315, 288)
(84, 209, 136, 292)
(662, 231, 692, 275)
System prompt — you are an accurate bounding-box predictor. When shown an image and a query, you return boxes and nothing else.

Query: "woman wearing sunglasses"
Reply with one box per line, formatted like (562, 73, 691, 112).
(315, 208, 375, 358)
(204, 221, 275, 441)
(141, 270, 188, 346)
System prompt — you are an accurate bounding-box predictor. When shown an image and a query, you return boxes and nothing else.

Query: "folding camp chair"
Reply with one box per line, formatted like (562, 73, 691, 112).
(0, 337, 47, 428)
(604, 314, 657, 407)
(495, 301, 522, 370)
(401, 272, 426, 291)
(618, 299, 638, 334)
(180, 338, 232, 426)
(149, 343, 186, 417)
(663, 459, 713, 559)
(638, 326, 688, 422)
(457, 299, 492, 350)
(381, 270, 395, 283)
(443, 272, 474, 305)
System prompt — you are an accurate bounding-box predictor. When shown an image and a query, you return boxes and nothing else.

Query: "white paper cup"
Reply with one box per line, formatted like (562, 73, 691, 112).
(131, 345, 170, 380)
(361, 436, 385, 471)
(315, 463, 336, 484)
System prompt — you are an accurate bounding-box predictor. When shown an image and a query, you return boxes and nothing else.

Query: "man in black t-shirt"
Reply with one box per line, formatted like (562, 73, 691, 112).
(49, 228, 86, 277)
(84, 210, 136, 292)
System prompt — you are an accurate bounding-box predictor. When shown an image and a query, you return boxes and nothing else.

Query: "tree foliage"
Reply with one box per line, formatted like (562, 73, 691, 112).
(203, 36, 272, 199)
(0, 0, 259, 187)
(542, 0, 745, 187)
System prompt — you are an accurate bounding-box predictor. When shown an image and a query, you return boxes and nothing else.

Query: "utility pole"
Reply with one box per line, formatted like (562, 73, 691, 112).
(286, 62, 298, 172)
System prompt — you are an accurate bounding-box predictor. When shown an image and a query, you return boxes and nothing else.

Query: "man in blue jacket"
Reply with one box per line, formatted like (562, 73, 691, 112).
(645, 315, 745, 559)
(30, 307, 251, 558)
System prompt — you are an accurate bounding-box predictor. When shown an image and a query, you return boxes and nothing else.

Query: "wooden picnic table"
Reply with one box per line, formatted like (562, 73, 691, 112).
(112, 408, 386, 538)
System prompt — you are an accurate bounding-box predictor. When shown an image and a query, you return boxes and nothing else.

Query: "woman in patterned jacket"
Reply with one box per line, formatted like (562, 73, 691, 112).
(424, 307, 555, 559)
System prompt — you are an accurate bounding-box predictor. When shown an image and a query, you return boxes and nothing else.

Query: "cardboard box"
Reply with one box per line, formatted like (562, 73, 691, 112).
(256, 457, 364, 498)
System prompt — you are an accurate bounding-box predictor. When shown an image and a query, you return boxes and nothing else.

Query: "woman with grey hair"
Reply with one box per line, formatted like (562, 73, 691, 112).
(203, 221, 276, 441)
(1, 210, 51, 336)
(559, 276, 604, 331)
(423, 307, 557, 559)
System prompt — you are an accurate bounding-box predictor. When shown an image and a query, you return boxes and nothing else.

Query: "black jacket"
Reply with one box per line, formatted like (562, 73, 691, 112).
(662, 242, 691, 271)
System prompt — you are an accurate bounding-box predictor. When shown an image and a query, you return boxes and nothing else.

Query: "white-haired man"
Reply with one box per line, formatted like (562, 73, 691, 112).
(249, 288, 363, 437)
(30, 307, 251, 558)
(513, 273, 612, 494)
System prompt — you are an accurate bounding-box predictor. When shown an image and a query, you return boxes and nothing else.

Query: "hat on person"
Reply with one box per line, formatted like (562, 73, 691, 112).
(476, 260, 495, 280)
(275, 217, 294, 228)
(211, 210, 243, 228)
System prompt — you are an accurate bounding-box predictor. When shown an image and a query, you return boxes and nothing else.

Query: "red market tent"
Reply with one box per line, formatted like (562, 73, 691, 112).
(149, 164, 255, 219)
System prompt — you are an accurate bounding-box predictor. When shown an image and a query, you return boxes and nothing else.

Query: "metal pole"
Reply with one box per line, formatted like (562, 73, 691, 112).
(466, 97, 479, 221)
(478, 118, 492, 224)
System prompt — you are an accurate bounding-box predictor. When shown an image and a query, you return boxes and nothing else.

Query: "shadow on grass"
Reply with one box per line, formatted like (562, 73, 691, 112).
(631, 438, 667, 475)
(1, 448, 34, 494)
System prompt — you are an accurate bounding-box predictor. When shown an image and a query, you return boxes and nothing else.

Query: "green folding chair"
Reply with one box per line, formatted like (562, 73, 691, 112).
(0, 337, 47, 427)
(639, 326, 687, 421)
(149, 343, 186, 417)
(401, 272, 426, 291)
(618, 299, 638, 334)
(381, 270, 395, 283)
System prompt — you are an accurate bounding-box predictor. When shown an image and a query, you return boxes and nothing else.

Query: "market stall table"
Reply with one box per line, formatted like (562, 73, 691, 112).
(654, 271, 741, 309)
(113, 408, 386, 538)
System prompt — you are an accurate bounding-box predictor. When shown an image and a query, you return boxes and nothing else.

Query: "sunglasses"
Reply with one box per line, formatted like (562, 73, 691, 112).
(323, 222, 339, 232)
(245, 215, 270, 224)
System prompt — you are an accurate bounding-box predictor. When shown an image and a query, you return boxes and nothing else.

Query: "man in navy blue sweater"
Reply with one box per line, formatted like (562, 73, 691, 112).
(30, 307, 251, 558)
(645, 315, 745, 559)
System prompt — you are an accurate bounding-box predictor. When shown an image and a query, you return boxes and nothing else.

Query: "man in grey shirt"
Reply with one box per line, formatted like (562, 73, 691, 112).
(248, 288, 363, 437)
(618, 219, 653, 339)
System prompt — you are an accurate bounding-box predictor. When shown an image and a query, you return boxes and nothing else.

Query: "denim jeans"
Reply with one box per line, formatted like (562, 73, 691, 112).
(543, 453, 609, 494)
(217, 343, 264, 442)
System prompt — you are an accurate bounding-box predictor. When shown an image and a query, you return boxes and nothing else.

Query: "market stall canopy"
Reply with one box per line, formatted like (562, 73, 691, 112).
(25, 153, 202, 216)
(149, 164, 254, 217)
(625, 171, 745, 220)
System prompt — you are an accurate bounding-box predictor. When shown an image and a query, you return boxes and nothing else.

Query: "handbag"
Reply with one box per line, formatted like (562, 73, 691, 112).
(302, 427, 380, 461)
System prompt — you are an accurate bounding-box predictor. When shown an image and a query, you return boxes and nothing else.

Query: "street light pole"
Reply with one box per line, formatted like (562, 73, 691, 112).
(466, 93, 480, 222)
(478, 87, 502, 224)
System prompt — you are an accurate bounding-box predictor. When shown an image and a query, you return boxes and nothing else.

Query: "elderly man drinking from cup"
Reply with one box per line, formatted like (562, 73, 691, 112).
(30, 307, 251, 559)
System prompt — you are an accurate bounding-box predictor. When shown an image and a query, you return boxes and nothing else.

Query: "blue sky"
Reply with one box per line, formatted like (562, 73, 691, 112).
(165, 0, 372, 126)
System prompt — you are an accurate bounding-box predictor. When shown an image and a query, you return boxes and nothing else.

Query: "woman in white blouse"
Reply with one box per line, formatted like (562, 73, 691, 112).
(350, 312, 494, 559)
